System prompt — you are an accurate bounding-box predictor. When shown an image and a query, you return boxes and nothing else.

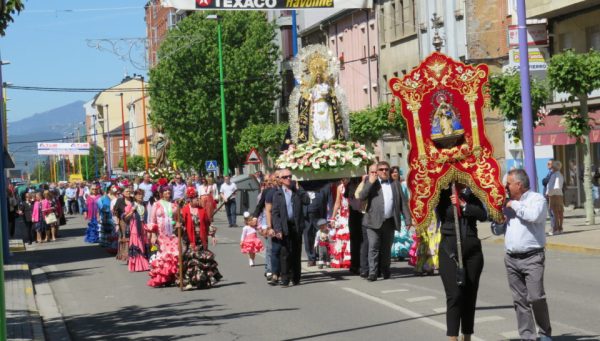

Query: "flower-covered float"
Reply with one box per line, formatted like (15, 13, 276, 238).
(276, 44, 375, 180)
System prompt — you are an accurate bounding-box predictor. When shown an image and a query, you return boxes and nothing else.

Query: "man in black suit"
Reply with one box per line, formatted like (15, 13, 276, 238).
(358, 161, 410, 281)
(271, 168, 310, 287)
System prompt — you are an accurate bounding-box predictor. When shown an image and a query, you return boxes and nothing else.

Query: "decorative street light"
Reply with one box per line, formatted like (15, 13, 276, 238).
(207, 14, 229, 176)
(104, 104, 112, 177)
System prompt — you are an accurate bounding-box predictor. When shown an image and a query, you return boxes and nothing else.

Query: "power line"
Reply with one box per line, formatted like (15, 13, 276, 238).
(5, 75, 280, 93)
(8, 123, 149, 145)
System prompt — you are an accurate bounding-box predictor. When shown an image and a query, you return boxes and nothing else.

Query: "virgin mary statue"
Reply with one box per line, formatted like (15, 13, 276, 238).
(288, 45, 348, 145)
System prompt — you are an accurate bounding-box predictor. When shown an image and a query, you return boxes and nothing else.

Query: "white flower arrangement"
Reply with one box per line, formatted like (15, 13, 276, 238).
(276, 140, 375, 172)
(147, 166, 177, 180)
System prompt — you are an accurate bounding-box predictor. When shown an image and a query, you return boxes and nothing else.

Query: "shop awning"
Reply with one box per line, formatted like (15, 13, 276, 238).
(534, 110, 600, 146)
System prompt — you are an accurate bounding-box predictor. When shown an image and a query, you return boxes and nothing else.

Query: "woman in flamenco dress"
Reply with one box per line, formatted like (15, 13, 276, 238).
(147, 184, 181, 287)
(123, 189, 150, 272)
(330, 178, 351, 269)
(98, 185, 118, 253)
(180, 187, 222, 290)
(83, 185, 102, 243)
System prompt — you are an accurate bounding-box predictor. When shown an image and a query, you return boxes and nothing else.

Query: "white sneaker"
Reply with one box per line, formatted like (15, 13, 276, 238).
(249, 259, 254, 267)
(547, 231, 554, 236)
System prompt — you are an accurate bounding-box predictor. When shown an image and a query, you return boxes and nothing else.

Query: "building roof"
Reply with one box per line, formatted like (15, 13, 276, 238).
(108, 122, 131, 137)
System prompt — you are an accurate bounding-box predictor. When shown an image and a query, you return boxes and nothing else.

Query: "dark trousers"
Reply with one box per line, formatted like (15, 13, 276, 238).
(349, 208, 363, 271)
(272, 227, 302, 284)
(360, 224, 370, 275)
(303, 213, 319, 262)
(438, 235, 484, 337)
(367, 218, 395, 277)
(67, 199, 78, 215)
(24, 220, 34, 243)
(225, 201, 236, 226)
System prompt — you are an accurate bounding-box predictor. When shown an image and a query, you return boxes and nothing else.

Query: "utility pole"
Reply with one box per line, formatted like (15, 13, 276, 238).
(119, 93, 128, 172)
(140, 76, 150, 170)
(104, 104, 112, 177)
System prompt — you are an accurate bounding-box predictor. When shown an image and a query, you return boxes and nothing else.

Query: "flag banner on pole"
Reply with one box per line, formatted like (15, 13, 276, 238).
(37, 142, 90, 156)
(163, 0, 372, 10)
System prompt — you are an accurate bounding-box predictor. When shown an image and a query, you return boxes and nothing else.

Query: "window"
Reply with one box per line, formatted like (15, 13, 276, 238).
(586, 25, 600, 51)
(558, 32, 573, 51)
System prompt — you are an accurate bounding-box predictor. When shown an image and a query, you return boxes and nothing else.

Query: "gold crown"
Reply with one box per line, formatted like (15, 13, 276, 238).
(306, 52, 328, 78)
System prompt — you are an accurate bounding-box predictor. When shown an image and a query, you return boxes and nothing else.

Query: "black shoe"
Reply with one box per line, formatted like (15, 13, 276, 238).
(280, 280, 290, 287)
(349, 267, 360, 275)
(360, 272, 368, 278)
(307, 260, 316, 267)
(367, 274, 377, 282)
(292, 281, 299, 286)
(382, 274, 391, 280)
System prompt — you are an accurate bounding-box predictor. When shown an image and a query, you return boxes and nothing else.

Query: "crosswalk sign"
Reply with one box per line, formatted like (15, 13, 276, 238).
(205, 160, 218, 172)
(245, 148, 262, 164)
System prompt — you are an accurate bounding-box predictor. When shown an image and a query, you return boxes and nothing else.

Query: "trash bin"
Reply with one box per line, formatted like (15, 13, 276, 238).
(231, 174, 260, 215)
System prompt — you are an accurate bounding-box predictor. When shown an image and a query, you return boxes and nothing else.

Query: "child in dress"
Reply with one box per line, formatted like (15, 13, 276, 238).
(314, 219, 332, 269)
(240, 212, 264, 267)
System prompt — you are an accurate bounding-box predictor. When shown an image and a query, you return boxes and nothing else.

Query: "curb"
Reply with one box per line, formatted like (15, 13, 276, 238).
(489, 238, 600, 256)
(30, 266, 72, 341)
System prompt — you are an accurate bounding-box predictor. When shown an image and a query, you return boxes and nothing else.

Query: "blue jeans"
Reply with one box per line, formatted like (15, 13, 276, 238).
(264, 237, 272, 273)
(78, 197, 86, 214)
(225, 201, 236, 226)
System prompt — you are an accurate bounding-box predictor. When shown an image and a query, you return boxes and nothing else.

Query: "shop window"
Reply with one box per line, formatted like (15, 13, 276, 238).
(586, 25, 600, 51)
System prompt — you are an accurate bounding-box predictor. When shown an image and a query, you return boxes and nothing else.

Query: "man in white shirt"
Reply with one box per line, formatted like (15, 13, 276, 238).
(65, 184, 78, 215)
(504, 169, 552, 341)
(138, 173, 154, 204)
(220, 176, 238, 227)
(545, 160, 564, 235)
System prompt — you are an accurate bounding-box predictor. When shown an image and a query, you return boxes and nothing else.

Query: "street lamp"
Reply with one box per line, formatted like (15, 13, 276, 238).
(92, 114, 99, 179)
(207, 14, 229, 176)
(138, 75, 150, 170)
(118, 93, 128, 172)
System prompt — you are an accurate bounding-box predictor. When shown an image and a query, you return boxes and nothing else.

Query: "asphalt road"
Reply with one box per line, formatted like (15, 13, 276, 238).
(15, 213, 600, 341)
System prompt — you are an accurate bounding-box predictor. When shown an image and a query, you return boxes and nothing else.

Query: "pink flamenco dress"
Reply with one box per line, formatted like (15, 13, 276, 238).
(126, 203, 149, 272)
(147, 200, 180, 287)
(331, 186, 351, 269)
(240, 226, 264, 254)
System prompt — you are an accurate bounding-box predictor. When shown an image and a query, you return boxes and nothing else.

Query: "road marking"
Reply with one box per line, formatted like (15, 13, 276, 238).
(500, 331, 520, 339)
(474, 316, 504, 323)
(342, 287, 486, 341)
(433, 307, 446, 313)
(381, 289, 409, 294)
(406, 296, 436, 303)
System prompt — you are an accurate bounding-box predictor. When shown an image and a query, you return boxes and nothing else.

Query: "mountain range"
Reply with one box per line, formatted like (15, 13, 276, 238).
(7, 100, 87, 175)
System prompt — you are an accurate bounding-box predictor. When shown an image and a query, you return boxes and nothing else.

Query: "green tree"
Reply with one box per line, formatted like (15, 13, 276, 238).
(87, 144, 106, 179)
(31, 162, 51, 183)
(149, 11, 280, 170)
(118, 155, 146, 172)
(548, 49, 600, 224)
(235, 123, 288, 169)
(0, 0, 24, 36)
(349, 102, 406, 146)
(488, 69, 549, 141)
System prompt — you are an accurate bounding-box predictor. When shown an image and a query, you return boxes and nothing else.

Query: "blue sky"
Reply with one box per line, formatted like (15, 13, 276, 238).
(1, 1, 148, 122)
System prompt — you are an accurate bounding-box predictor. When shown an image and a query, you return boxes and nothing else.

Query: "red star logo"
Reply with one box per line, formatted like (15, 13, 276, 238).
(196, 0, 212, 7)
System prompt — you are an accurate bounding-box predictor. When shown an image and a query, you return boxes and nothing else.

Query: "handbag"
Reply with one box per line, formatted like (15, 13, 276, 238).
(45, 212, 58, 225)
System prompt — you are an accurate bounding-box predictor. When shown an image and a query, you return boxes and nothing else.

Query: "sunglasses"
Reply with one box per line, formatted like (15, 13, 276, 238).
(280, 175, 292, 179)
(378, 168, 389, 171)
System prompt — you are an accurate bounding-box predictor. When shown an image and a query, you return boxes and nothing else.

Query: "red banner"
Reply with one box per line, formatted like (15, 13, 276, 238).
(388, 52, 506, 230)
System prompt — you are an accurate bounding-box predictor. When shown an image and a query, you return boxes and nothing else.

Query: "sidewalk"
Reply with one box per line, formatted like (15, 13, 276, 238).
(4, 262, 45, 341)
(479, 207, 600, 255)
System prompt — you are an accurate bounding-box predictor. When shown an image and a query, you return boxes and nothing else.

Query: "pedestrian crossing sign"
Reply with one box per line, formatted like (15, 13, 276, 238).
(245, 148, 262, 164)
(205, 160, 218, 172)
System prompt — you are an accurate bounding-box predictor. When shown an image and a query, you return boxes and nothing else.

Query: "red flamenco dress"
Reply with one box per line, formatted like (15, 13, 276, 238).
(147, 200, 180, 287)
(124, 202, 149, 272)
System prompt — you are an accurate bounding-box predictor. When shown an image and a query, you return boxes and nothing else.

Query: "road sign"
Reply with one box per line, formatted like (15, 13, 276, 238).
(245, 148, 263, 164)
(205, 160, 219, 172)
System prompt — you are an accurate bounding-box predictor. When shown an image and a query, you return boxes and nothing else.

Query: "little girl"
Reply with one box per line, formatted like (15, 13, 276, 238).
(240, 212, 264, 267)
(314, 219, 332, 269)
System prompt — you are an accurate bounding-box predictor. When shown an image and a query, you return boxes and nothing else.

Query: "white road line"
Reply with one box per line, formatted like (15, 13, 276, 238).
(474, 316, 504, 323)
(381, 289, 409, 294)
(342, 287, 486, 341)
(433, 307, 446, 313)
(500, 331, 520, 339)
(406, 296, 436, 303)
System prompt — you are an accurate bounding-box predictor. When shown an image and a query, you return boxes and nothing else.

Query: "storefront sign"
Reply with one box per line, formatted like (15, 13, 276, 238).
(165, 0, 372, 10)
(508, 24, 548, 47)
(37, 142, 90, 155)
(508, 48, 549, 71)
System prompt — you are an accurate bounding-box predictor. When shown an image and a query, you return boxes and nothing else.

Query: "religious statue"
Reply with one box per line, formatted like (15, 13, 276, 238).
(151, 128, 171, 168)
(288, 45, 349, 144)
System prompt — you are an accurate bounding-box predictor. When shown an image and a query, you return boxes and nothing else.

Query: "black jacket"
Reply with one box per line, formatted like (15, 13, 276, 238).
(437, 187, 487, 237)
(271, 185, 310, 236)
